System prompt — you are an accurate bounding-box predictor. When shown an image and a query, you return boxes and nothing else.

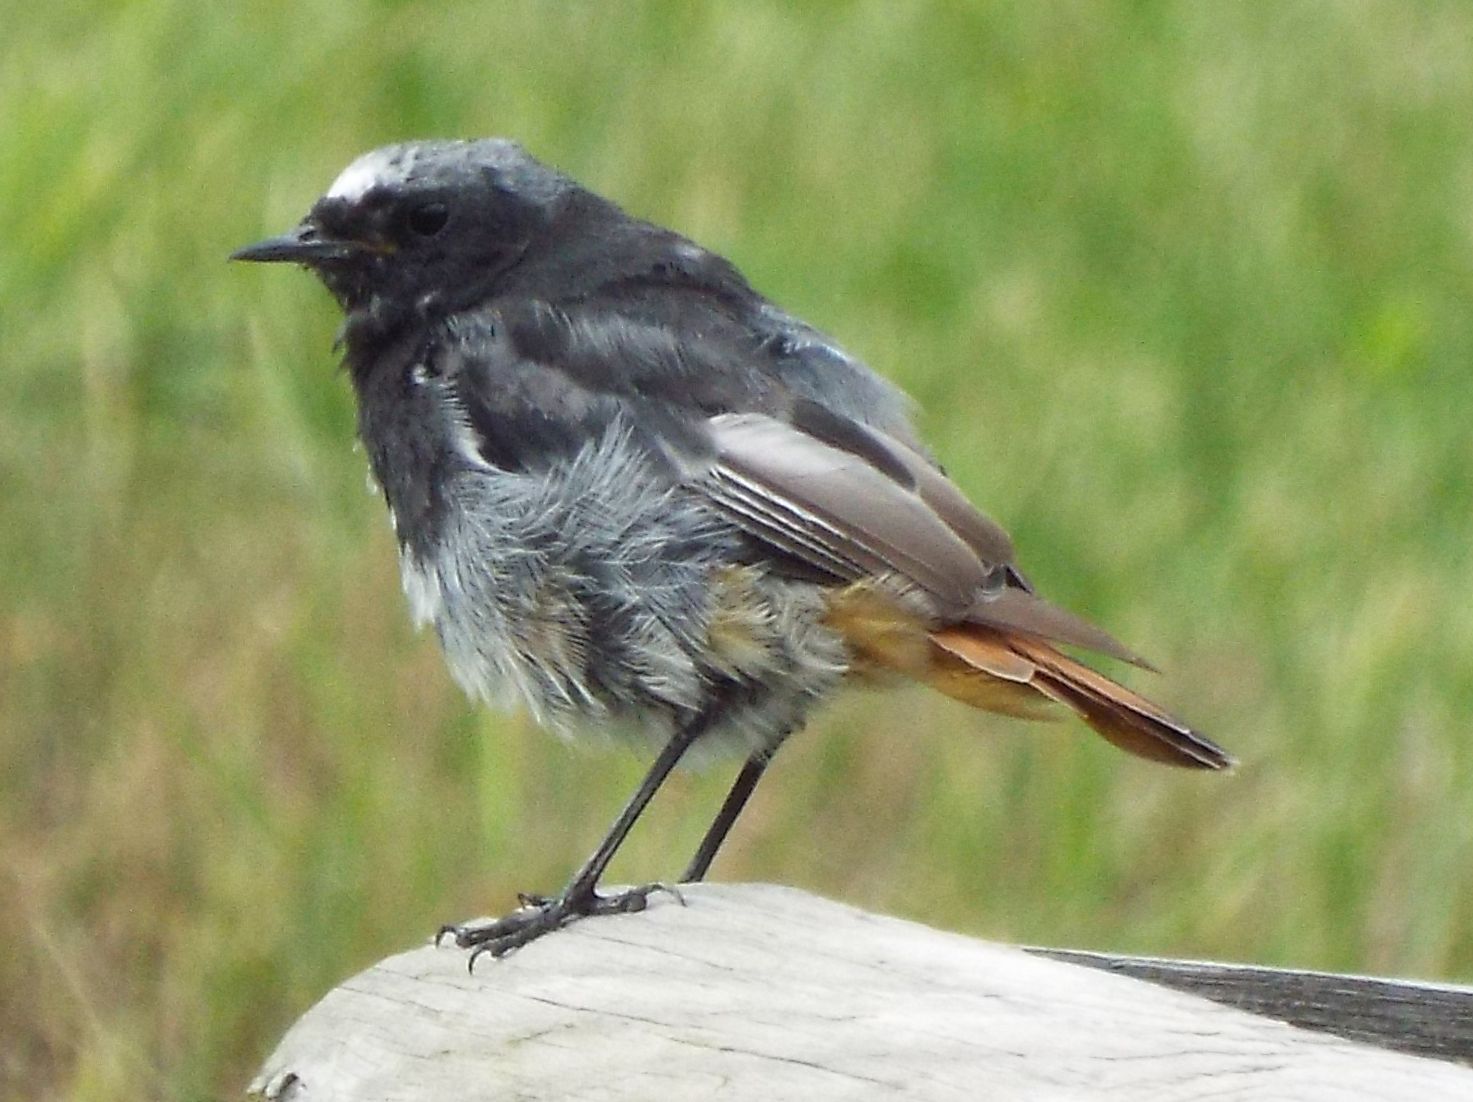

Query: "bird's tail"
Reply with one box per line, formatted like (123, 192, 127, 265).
(826, 589, 1233, 770)
(929, 626, 1232, 768)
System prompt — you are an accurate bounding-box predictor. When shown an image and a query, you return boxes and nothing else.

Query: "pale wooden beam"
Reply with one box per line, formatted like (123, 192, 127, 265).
(249, 883, 1473, 1101)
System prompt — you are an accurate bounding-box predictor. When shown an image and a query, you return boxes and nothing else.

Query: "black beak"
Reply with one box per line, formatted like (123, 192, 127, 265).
(230, 221, 361, 264)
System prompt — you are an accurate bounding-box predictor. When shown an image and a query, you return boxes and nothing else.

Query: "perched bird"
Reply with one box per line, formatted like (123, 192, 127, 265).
(233, 139, 1232, 961)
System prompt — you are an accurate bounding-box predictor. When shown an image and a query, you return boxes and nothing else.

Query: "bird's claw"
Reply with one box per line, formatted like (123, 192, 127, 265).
(438, 882, 680, 969)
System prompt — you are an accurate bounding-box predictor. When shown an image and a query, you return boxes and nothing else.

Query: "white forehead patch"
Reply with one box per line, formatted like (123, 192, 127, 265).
(326, 146, 418, 201)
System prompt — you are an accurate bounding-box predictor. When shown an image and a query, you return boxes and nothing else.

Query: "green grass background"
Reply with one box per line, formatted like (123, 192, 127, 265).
(5, 1, 1473, 1096)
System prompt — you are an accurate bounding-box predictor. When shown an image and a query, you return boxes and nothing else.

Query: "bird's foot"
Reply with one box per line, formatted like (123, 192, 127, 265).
(437, 882, 684, 969)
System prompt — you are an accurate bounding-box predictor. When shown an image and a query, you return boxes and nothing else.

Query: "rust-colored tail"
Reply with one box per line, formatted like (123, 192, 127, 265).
(825, 586, 1231, 769)
(928, 626, 1232, 769)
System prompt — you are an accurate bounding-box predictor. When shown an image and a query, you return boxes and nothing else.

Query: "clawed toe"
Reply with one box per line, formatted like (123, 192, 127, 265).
(585, 882, 684, 915)
(437, 882, 680, 968)
(436, 906, 552, 953)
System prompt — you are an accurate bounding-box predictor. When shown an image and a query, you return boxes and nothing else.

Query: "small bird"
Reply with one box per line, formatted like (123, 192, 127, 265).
(234, 139, 1231, 961)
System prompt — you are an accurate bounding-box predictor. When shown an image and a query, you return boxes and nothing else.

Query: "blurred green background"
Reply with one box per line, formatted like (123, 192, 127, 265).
(5, 1, 1473, 1097)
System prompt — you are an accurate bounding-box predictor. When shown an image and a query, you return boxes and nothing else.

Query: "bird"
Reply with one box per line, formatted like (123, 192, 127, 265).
(233, 138, 1232, 963)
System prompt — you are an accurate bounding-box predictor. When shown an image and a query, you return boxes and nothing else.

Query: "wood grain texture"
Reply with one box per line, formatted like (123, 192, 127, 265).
(248, 884, 1473, 1101)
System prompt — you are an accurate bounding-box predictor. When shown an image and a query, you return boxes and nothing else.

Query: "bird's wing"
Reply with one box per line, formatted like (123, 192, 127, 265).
(698, 410, 1150, 667)
(445, 302, 1152, 669)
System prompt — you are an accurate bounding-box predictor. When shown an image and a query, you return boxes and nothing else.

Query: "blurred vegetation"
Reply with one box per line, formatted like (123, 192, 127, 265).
(4, 1, 1473, 1097)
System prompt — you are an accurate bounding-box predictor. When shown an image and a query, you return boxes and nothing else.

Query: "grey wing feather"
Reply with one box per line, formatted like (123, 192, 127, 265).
(700, 412, 1151, 668)
(705, 413, 990, 613)
(787, 397, 1017, 565)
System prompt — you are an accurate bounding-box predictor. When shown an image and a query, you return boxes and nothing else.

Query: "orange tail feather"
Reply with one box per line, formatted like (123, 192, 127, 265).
(824, 585, 1231, 769)
(931, 626, 1232, 769)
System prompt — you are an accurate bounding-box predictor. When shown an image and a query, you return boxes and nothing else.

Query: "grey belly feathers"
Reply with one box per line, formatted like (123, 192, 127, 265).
(397, 422, 849, 763)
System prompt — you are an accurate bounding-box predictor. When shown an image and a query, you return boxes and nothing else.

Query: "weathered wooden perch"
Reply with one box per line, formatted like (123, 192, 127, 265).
(249, 883, 1473, 1100)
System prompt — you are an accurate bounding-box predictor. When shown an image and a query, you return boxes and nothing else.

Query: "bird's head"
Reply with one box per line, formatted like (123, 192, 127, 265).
(232, 139, 569, 318)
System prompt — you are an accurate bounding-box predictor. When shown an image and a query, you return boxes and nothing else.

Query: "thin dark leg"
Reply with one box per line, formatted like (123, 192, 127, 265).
(558, 717, 708, 903)
(441, 713, 711, 964)
(681, 752, 771, 884)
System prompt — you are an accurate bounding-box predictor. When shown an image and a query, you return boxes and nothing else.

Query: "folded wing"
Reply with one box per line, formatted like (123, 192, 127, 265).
(697, 410, 1232, 770)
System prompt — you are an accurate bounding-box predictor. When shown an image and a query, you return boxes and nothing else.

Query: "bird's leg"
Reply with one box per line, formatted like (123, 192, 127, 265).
(440, 712, 710, 965)
(680, 751, 772, 883)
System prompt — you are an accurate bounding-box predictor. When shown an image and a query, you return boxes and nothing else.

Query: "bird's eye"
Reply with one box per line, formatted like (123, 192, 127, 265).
(405, 201, 449, 238)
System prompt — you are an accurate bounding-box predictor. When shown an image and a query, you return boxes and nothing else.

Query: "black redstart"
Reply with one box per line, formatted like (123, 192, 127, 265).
(233, 139, 1231, 961)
